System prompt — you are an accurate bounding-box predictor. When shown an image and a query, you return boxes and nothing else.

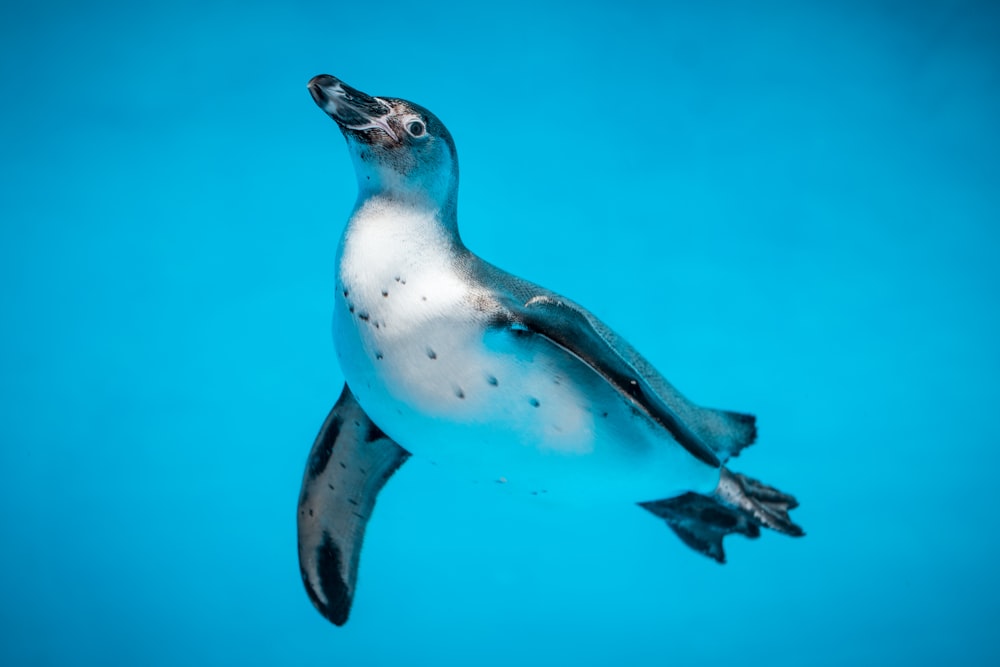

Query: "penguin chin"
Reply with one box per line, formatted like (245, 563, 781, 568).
(347, 139, 415, 191)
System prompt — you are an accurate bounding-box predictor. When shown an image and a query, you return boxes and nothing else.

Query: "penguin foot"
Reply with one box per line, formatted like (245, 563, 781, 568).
(639, 468, 804, 564)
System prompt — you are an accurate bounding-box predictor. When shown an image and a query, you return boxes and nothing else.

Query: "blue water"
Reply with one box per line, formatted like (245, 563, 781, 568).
(2, 0, 998, 665)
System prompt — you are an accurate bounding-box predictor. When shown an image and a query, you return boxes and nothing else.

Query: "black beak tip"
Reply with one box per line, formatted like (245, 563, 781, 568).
(308, 74, 338, 88)
(307, 74, 335, 105)
(308, 85, 326, 106)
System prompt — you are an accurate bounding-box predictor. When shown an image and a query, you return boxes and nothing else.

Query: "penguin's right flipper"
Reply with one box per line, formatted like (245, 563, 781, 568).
(297, 385, 410, 626)
(476, 264, 761, 466)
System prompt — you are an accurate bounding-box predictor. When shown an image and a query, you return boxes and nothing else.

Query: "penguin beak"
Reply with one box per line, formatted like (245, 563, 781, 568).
(308, 74, 399, 142)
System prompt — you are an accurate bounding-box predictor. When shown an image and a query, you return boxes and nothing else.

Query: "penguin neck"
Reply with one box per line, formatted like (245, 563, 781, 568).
(349, 185, 463, 248)
(351, 151, 461, 239)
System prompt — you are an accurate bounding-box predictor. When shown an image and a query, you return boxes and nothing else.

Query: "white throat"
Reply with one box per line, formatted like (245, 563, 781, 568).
(338, 196, 461, 286)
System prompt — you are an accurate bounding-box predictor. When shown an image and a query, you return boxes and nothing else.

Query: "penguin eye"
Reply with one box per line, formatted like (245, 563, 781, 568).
(406, 120, 426, 137)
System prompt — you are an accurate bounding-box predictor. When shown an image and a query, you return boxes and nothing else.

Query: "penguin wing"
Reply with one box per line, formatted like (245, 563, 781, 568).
(471, 261, 756, 465)
(297, 385, 410, 626)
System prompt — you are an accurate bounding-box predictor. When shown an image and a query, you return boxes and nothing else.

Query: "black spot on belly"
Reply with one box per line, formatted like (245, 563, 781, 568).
(375, 352, 383, 360)
(426, 348, 437, 360)
(343, 289, 349, 297)
(394, 275, 400, 282)
(358, 312, 369, 322)
(348, 305, 355, 314)
(486, 375, 498, 386)
(455, 387, 465, 399)
(529, 397, 540, 408)
(381, 290, 388, 297)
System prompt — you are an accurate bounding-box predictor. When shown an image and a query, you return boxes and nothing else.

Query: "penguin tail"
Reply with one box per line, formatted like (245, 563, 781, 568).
(697, 408, 757, 461)
(638, 468, 803, 563)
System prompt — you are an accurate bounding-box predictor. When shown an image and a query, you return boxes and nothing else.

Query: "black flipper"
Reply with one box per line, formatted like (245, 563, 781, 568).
(639, 468, 803, 564)
(297, 385, 409, 626)
(504, 294, 722, 467)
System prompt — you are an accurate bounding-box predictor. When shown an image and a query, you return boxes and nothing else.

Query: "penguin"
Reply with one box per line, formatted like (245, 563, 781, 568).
(297, 74, 803, 627)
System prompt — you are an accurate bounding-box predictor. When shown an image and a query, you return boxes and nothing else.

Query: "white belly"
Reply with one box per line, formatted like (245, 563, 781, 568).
(332, 204, 718, 504)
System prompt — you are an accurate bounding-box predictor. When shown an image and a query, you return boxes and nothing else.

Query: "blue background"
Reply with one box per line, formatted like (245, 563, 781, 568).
(2, 0, 998, 665)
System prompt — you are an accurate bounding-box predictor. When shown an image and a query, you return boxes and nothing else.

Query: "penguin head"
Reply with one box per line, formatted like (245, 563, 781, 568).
(308, 75, 458, 216)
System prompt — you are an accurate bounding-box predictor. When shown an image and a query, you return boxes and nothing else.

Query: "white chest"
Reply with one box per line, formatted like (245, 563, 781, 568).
(332, 204, 600, 475)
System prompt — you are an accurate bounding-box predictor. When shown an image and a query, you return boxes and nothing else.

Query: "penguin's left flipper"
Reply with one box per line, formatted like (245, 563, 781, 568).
(502, 294, 728, 467)
(297, 384, 410, 626)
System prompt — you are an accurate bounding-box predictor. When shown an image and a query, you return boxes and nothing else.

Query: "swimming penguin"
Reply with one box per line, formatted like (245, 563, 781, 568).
(297, 74, 804, 626)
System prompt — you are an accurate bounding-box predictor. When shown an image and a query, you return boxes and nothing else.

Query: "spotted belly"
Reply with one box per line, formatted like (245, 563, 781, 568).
(332, 282, 718, 504)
